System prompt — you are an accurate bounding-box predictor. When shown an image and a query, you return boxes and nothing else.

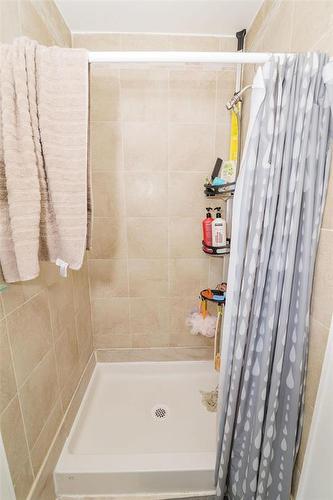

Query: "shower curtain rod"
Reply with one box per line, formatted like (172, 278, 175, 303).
(88, 51, 287, 64)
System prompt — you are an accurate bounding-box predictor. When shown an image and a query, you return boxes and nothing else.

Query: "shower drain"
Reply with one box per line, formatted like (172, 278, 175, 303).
(151, 404, 169, 421)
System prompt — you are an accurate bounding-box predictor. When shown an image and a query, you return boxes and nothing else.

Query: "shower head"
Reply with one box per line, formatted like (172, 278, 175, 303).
(226, 93, 242, 110)
(226, 85, 252, 111)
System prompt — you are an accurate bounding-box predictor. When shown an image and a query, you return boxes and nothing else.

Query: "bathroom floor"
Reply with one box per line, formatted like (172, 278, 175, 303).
(55, 361, 218, 498)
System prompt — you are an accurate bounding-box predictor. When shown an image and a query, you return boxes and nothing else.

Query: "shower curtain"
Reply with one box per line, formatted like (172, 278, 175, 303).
(215, 53, 333, 500)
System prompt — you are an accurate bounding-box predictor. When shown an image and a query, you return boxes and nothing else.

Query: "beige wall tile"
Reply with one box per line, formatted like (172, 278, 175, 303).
(130, 297, 169, 346)
(73, 33, 121, 50)
(312, 27, 333, 54)
(90, 121, 123, 171)
(1, 277, 44, 316)
(30, 398, 63, 475)
(63, 354, 95, 435)
(14, 457, 35, 500)
(92, 297, 130, 338)
(169, 216, 204, 259)
(294, 401, 313, 476)
(0, 319, 17, 413)
(246, 0, 295, 52)
(0, 297, 4, 319)
(291, 0, 333, 52)
(121, 33, 169, 50)
(48, 278, 75, 340)
(60, 360, 82, 412)
(89, 218, 128, 259)
(20, 0, 55, 45)
(39, 261, 63, 288)
(75, 306, 93, 363)
(168, 35, 219, 51)
(55, 319, 79, 390)
(169, 258, 209, 297)
(7, 291, 53, 386)
(168, 124, 215, 172)
(168, 171, 209, 216)
(96, 346, 214, 362)
(0, 396, 32, 486)
(219, 37, 237, 51)
(94, 331, 132, 349)
(169, 69, 216, 124)
(31, 0, 71, 47)
(311, 229, 333, 328)
(0, 0, 21, 43)
(127, 217, 168, 258)
(93, 170, 126, 217)
(216, 69, 236, 124)
(120, 68, 168, 122)
(19, 350, 59, 449)
(123, 122, 168, 171)
(215, 123, 231, 162)
(90, 65, 121, 121)
(128, 259, 168, 297)
(89, 259, 128, 298)
(125, 172, 168, 216)
(72, 258, 91, 313)
(305, 316, 330, 410)
(208, 257, 225, 286)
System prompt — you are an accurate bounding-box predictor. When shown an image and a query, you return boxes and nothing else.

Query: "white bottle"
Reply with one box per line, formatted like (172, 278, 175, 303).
(212, 210, 226, 247)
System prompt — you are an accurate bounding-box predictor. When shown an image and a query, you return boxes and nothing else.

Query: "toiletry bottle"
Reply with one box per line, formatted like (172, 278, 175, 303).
(212, 207, 226, 247)
(202, 208, 213, 246)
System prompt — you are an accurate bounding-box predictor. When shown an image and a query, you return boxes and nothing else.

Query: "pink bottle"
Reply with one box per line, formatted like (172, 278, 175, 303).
(202, 208, 213, 246)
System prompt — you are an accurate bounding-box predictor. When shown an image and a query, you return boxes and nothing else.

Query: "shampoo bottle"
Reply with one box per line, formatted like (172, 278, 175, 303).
(202, 208, 213, 246)
(212, 207, 226, 247)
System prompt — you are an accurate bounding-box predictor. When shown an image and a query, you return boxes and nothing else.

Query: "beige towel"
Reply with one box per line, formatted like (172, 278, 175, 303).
(0, 38, 90, 283)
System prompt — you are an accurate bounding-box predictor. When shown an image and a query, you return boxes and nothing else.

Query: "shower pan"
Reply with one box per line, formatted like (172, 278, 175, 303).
(54, 360, 218, 497)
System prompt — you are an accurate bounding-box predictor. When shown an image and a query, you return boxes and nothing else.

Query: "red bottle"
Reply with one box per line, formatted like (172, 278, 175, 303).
(202, 208, 213, 246)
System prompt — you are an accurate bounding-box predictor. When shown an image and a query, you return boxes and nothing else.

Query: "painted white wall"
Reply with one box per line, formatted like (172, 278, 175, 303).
(55, 0, 263, 36)
(297, 315, 333, 500)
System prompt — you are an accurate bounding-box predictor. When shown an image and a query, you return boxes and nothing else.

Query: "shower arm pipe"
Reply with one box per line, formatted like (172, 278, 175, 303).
(88, 51, 289, 64)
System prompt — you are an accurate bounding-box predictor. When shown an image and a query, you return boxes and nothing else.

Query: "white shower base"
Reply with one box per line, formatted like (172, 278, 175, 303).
(54, 360, 218, 497)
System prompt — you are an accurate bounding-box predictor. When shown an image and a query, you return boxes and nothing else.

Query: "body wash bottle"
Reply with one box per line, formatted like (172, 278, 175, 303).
(202, 207, 213, 246)
(212, 207, 226, 247)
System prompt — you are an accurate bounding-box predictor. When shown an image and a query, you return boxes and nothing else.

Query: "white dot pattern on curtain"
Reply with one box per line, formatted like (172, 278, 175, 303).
(215, 53, 333, 500)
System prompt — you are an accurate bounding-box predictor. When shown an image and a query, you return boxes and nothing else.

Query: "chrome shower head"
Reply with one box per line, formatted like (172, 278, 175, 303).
(226, 93, 242, 110)
(225, 85, 252, 111)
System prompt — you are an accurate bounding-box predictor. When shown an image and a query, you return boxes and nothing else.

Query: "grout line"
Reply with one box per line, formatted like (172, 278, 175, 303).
(2, 286, 45, 319)
(118, 69, 132, 347)
(4, 312, 36, 482)
(310, 315, 330, 332)
(85, 256, 96, 354)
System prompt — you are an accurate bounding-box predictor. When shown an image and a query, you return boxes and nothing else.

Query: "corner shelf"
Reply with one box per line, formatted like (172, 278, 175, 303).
(204, 181, 236, 199)
(202, 239, 230, 256)
(200, 288, 226, 305)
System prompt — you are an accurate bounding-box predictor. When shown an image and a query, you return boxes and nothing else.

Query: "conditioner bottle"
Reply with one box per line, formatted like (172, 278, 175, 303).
(212, 207, 226, 247)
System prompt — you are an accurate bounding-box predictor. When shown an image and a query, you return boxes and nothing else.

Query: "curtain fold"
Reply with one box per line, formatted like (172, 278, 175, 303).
(215, 53, 333, 500)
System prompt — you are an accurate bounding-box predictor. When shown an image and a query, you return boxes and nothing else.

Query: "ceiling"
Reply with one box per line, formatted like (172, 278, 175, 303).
(55, 0, 264, 36)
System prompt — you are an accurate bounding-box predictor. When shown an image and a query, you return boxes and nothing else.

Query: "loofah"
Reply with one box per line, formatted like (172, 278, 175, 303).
(186, 309, 217, 337)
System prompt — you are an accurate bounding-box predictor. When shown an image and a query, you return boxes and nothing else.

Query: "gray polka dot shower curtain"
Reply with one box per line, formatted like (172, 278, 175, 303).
(215, 53, 333, 500)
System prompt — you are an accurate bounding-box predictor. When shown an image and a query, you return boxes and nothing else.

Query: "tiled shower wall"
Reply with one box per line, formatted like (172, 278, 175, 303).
(243, 0, 333, 494)
(73, 33, 237, 352)
(0, 2, 93, 498)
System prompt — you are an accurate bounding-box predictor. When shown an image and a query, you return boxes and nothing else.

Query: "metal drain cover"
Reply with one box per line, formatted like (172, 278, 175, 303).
(151, 404, 169, 421)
